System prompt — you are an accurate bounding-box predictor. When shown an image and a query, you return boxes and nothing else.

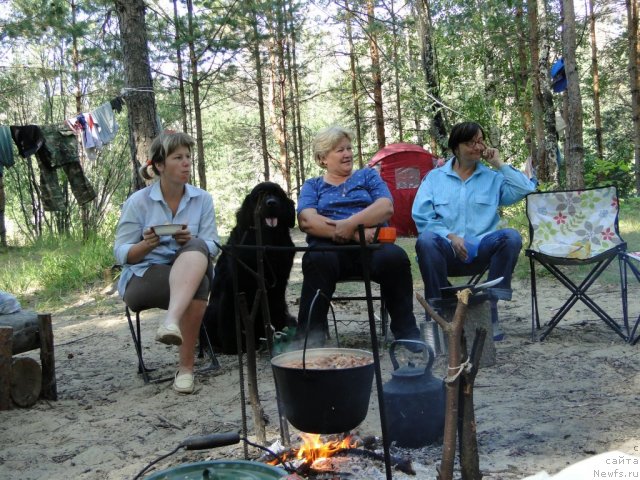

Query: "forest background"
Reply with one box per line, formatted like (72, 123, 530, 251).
(0, 0, 639, 308)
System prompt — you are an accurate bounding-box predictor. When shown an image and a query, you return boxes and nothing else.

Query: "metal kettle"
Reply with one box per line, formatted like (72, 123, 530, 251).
(383, 340, 445, 447)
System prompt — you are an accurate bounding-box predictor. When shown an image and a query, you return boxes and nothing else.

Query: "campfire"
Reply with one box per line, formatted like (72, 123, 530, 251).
(266, 433, 414, 477)
(269, 433, 359, 469)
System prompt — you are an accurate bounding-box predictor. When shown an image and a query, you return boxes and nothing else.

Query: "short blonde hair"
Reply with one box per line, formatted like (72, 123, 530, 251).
(139, 131, 195, 180)
(312, 126, 353, 167)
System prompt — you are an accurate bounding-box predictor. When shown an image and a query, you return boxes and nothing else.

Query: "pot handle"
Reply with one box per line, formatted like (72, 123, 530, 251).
(389, 340, 435, 373)
(178, 432, 241, 450)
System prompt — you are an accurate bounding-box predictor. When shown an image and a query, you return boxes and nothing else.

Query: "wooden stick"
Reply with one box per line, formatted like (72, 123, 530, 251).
(418, 289, 471, 480)
(459, 328, 486, 480)
(238, 293, 267, 445)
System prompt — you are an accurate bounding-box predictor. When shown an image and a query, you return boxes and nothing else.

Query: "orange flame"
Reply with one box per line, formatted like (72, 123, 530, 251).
(267, 433, 358, 467)
(296, 433, 356, 464)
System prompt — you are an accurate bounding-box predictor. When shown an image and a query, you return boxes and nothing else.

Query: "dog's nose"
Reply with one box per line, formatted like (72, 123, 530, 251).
(266, 198, 277, 208)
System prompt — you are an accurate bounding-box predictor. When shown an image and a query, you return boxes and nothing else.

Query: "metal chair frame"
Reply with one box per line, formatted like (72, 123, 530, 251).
(527, 248, 628, 341)
(330, 278, 389, 344)
(622, 252, 640, 345)
(125, 306, 220, 384)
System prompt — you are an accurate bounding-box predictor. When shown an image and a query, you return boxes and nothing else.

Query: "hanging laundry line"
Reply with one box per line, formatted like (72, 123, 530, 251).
(0, 95, 126, 210)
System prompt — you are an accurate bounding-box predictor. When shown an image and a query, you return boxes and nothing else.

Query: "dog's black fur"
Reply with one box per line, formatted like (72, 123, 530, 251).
(203, 182, 296, 354)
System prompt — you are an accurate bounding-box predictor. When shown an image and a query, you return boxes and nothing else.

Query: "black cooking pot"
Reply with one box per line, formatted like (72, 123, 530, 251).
(271, 348, 374, 434)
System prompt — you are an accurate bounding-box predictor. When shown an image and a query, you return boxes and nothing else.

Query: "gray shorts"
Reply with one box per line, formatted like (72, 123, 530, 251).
(123, 238, 212, 311)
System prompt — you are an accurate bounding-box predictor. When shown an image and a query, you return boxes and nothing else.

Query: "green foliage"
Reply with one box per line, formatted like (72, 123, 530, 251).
(584, 157, 635, 198)
(0, 233, 114, 308)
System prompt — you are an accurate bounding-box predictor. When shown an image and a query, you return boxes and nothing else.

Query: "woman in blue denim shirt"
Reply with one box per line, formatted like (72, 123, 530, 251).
(412, 122, 535, 326)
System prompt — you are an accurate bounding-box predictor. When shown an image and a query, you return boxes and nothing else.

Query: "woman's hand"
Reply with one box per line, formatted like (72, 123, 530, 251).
(326, 218, 357, 244)
(481, 148, 504, 169)
(353, 227, 377, 244)
(447, 234, 469, 262)
(142, 228, 160, 250)
(173, 225, 191, 245)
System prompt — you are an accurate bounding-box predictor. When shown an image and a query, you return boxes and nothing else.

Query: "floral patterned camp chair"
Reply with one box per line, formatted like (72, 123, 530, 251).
(525, 186, 628, 341)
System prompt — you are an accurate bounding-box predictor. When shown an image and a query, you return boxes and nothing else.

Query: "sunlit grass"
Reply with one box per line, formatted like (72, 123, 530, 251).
(0, 234, 114, 311)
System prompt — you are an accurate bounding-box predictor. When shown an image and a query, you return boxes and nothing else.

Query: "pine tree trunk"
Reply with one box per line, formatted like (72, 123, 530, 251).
(406, 7, 424, 146)
(283, 0, 300, 194)
(528, 0, 545, 177)
(627, 0, 640, 194)
(368, 0, 386, 149)
(537, 0, 559, 184)
(267, 15, 289, 190)
(417, 0, 448, 155)
(345, 0, 364, 168)
(276, 9, 291, 193)
(71, 0, 89, 239)
(561, 0, 585, 189)
(250, 2, 271, 182)
(287, 0, 305, 185)
(515, 0, 533, 158)
(588, 0, 604, 160)
(390, 0, 403, 141)
(186, 0, 207, 190)
(114, 0, 159, 192)
(173, 0, 189, 134)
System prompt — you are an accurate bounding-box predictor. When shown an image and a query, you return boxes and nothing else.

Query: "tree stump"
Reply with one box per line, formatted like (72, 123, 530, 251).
(0, 312, 57, 410)
(10, 357, 42, 408)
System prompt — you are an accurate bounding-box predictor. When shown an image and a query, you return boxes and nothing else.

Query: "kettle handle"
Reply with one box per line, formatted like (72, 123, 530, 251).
(389, 340, 435, 373)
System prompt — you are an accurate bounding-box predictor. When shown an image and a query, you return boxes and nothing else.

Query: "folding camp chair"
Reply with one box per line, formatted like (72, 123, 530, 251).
(125, 305, 219, 384)
(329, 277, 389, 345)
(525, 186, 628, 342)
(323, 226, 389, 345)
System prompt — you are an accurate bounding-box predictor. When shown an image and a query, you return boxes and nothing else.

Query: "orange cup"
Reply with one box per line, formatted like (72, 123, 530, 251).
(378, 227, 397, 243)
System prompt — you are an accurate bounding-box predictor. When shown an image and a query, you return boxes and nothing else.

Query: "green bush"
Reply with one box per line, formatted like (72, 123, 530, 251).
(584, 157, 635, 198)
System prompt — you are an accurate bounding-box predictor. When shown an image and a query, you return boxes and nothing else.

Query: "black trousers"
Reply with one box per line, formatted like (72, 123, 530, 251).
(298, 239, 420, 341)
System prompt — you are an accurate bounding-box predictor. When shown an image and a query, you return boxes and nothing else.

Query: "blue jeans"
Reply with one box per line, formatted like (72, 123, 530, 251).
(298, 239, 421, 341)
(415, 229, 522, 302)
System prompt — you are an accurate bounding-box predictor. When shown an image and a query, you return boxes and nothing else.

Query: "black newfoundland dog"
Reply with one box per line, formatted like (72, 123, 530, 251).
(203, 182, 296, 354)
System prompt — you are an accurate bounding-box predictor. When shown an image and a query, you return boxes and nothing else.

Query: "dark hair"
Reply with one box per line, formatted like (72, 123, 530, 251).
(448, 122, 485, 153)
(139, 131, 195, 180)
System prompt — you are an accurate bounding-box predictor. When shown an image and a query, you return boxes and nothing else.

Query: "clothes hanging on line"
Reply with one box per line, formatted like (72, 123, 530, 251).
(90, 101, 119, 145)
(9, 125, 45, 158)
(110, 96, 124, 113)
(66, 113, 103, 161)
(0, 126, 15, 176)
(9, 124, 96, 211)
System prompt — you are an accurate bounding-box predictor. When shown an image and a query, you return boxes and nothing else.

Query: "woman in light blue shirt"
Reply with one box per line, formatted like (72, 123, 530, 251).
(114, 131, 219, 394)
(412, 122, 535, 322)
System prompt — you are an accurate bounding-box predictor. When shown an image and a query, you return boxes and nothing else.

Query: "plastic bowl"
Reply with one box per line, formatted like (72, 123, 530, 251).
(152, 224, 183, 236)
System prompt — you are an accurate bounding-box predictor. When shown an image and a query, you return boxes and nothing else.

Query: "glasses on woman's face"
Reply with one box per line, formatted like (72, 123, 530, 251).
(463, 138, 486, 149)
